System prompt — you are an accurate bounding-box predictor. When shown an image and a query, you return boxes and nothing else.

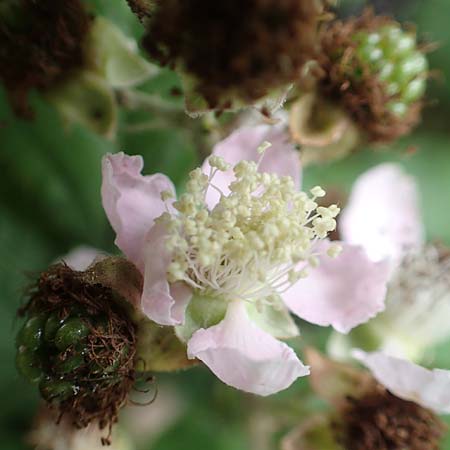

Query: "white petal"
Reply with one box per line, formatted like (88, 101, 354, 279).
(187, 301, 309, 396)
(282, 242, 390, 333)
(101, 152, 175, 270)
(353, 350, 450, 414)
(340, 163, 424, 265)
(141, 221, 192, 326)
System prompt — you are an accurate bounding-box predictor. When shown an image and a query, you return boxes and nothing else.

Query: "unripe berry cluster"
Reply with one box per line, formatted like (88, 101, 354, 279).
(15, 265, 136, 431)
(318, 10, 429, 143)
(353, 25, 428, 118)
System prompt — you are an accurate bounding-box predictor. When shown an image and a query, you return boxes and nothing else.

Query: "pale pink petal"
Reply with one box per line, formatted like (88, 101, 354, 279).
(187, 301, 309, 396)
(340, 163, 424, 264)
(101, 152, 175, 269)
(353, 350, 450, 414)
(59, 246, 104, 271)
(202, 125, 301, 208)
(140, 221, 192, 326)
(282, 242, 390, 334)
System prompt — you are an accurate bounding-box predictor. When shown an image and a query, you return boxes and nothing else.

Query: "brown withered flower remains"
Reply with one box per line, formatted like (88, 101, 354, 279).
(139, 0, 326, 110)
(0, 0, 91, 117)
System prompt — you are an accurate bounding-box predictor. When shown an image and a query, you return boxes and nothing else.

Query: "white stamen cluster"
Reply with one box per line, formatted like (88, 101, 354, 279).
(159, 150, 340, 308)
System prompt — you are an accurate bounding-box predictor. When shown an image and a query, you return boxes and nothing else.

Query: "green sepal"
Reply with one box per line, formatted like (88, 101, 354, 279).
(80, 257, 194, 372)
(306, 348, 374, 408)
(181, 74, 211, 118)
(290, 92, 361, 166)
(80, 257, 143, 322)
(45, 71, 117, 138)
(175, 293, 227, 343)
(86, 17, 159, 88)
(245, 297, 299, 339)
(135, 319, 195, 372)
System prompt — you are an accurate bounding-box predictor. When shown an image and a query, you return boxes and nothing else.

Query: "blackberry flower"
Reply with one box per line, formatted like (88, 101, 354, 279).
(101, 125, 390, 396)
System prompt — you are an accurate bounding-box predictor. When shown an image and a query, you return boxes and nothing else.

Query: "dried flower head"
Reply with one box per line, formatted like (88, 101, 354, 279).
(141, 0, 326, 111)
(0, 0, 91, 117)
(317, 9, 428, 143)
(336, 387, 445, 450)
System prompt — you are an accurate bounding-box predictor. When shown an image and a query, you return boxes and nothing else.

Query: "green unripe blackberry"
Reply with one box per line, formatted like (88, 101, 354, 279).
(16, 262, 137, 432)
(318, 10, 429, 143)
(353, 25, 427, 116)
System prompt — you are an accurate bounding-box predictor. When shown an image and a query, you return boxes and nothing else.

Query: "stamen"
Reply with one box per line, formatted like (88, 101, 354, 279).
(163, 148, 340, 305)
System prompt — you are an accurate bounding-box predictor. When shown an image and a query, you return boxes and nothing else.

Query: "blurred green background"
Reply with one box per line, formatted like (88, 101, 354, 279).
(1, 0, 450, 448)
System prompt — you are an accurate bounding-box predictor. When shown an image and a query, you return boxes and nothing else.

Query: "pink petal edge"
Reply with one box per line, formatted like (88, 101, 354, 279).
(140, 221, 192, 326)
(101, 152, 175, 270)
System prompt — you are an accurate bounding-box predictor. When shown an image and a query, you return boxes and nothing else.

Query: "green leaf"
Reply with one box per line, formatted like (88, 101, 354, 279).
(0, 207, 54, 447)
(0, 87, 114, 248)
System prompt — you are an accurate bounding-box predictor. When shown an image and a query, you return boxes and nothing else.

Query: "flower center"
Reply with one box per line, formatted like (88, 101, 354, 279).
(160, 144, 340, 309)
